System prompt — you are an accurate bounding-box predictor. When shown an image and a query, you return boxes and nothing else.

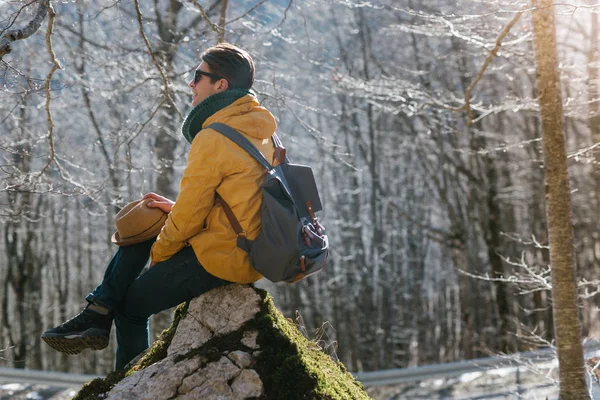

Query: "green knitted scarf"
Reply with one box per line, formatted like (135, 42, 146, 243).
(181, 89, 251, 144)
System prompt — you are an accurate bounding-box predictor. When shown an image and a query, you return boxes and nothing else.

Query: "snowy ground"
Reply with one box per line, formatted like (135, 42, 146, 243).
(0, 383, 76, 400)
(367, 362, 600, 400)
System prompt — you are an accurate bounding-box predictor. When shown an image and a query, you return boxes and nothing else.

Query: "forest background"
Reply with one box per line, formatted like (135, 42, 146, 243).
(1, 0, 599, 379)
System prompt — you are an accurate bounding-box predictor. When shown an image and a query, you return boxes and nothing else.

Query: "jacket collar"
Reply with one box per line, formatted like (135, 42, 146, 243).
(181, 89, 250, 144)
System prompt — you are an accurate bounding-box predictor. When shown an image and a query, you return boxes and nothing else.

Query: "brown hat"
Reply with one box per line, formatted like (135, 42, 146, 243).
(112, 199, 168, 246)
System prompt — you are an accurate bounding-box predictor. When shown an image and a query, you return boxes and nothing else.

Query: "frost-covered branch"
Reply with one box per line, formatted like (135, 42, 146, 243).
(132, 0, 182, 119)
(578, 279, 600, 300)
(39, 2, 60, 176)
(449, 10, 524, 125)
(188, 0, 220, 37)
(126, 97, 167, 172)
(456, 251, 552, 295)
(0, 0, 49, 61)
(500, 233, 550, 250)
(0, 0, 39, 39)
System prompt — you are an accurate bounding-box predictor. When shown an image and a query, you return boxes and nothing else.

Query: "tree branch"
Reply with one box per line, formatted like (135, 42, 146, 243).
(154, 0, 166, 40)
(189, 0, 221, 37)
(0, 0, 40, 39)
(75, 3, 120, 206)
(55, 20, 141, 53)
(449, 10, 524, 126)
(270, 0, 291, 30)
(226, 0, 269, 27)
(0, 0, 49, 61)
(132, 0, 182, 119)
(39, 2, 61, 176)
(125, 97, 167, 173)
(176, 0, 220, 43)
(218, 0, 228, 43)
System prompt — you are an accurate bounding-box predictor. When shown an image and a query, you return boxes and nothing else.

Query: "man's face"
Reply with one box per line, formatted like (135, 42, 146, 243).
(188, 62, 227, 106)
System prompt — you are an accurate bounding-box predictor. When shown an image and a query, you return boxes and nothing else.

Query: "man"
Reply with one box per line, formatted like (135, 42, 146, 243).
(42, 43, 276, 370)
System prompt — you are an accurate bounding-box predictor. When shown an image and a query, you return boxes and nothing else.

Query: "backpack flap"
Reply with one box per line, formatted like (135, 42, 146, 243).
(281, 163, 322, 218)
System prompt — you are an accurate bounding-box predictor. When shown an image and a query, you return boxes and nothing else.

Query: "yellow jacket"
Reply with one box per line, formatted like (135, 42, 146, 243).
(150, 94, 276, 283)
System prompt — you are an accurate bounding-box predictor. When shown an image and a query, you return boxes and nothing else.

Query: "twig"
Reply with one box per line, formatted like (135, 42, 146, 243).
(132, 0, 182, 119)
(39, 2, 61, 177)
(0, 95, 26, 126)
(450, 10, 524, 126)
(456, 251, 552, 295)
(226, 0, 269, 26)
(0, 0, 49, 60)
(452, 137, 543, 157)
(500, 232, 550, 250)
(189, 0, 288, 42)
(272, 0, 294, 31)
(218, 0, 228, 43)
(125, 97, 168, 172)
(189, 0, 221, 36)
(75, 3, 120, 202)
(0, 0, 40, 39)
(55, 20, 141, 53)
(0, 345, 16, 361)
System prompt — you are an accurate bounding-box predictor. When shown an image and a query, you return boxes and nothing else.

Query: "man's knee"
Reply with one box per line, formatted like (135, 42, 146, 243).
(115, 299, 151, 326)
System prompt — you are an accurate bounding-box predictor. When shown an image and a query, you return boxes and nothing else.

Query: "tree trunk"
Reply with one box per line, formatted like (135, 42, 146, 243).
(587, 9, 600, 266)
(531, 1, 589, 397)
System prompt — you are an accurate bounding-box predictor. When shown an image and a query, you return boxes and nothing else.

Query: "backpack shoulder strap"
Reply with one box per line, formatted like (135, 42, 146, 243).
(272, 133, 283, 147)
(207, 123, 273, 170)
(207, 122, 268, 253)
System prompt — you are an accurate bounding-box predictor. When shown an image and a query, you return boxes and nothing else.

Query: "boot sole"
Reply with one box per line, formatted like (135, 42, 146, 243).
(42, 334, 109, 355)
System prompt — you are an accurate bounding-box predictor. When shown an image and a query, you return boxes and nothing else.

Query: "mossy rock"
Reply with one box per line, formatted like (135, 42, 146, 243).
(74, 284, 371, 400)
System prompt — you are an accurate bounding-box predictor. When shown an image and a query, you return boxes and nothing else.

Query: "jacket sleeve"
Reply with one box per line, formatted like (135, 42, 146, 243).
(150, 131, 224, 263)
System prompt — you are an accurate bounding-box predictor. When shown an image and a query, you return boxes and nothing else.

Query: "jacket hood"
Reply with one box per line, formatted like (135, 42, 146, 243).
(203, 94, 277, 140)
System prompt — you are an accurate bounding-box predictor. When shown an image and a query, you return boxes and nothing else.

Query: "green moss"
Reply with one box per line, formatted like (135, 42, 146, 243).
(249, 290, 371, 400)
(167, 287, 369, 399)
(72, 369, 126, 400)
(73, 301, 190, 400)
(127, 301, 190, 374)
(75, 286, 371, 400)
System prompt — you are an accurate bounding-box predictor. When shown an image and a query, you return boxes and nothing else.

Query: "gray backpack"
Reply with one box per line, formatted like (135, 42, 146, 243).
(208, 123, 329, 283)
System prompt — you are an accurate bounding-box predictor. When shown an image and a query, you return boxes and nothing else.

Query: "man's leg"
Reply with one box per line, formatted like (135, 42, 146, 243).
(113, 246, 230, 370)
(86, 238, 156, 310)
(42, 238, 156, 354)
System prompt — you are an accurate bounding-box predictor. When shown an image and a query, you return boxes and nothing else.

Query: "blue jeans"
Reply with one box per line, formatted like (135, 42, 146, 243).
(86, 238, 230, 370)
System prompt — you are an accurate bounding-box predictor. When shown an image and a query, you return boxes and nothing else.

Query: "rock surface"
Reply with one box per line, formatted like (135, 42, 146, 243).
(74, 284, 371, 400)
(168, 285, 261, 357)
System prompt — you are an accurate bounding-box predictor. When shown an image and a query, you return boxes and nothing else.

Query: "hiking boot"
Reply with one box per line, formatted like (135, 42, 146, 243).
(41, 305, 113, 355)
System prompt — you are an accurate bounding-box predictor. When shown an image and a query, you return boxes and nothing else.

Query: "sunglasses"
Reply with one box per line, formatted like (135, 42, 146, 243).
(193, 69, 228, 84)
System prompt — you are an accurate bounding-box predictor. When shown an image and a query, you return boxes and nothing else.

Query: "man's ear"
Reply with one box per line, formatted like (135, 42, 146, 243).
(217, 79, 229, 92)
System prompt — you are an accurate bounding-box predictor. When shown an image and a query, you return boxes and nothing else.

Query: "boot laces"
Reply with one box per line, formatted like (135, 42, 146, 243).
(59, 308, 96, 330)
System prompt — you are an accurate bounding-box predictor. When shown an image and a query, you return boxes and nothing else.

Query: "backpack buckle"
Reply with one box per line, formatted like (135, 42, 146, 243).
(306, 200, 323, 235)
(273, 145, 286, 165)
(237, 231, 247, 239)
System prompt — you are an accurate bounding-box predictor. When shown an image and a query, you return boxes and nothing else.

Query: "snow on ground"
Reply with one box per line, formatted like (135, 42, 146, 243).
(366, 347, 600, 399)
(366, 359, 600, 400)
(0, 383, 76, 400)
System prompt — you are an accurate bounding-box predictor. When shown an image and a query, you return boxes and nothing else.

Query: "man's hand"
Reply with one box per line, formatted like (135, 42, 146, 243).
(143, 192, 175, 213)
(149, 261, 157, 268)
